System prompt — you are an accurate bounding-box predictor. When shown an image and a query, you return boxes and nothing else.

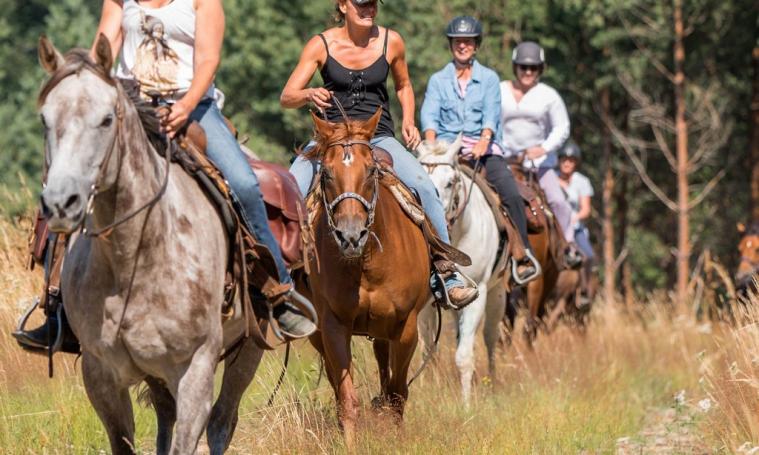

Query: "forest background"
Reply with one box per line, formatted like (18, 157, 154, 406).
(0, 0, 757, 299)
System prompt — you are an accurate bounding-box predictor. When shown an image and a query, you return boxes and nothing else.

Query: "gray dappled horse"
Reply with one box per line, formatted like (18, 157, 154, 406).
(36, 35, 262, 454)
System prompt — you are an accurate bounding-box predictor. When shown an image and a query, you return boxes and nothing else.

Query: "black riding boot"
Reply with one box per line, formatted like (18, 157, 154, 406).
(481, 155, 540, 283)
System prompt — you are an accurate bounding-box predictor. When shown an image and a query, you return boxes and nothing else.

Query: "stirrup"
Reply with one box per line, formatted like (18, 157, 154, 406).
(14, 297, 40, 341)
(430, 271, 455, 310)
(266, 288, 318, 342)
(511, 249, 542, 286)
(13, 298, 65, 355)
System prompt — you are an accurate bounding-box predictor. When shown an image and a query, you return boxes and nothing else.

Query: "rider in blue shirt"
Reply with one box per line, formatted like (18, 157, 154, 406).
(421, 16, 540, 283)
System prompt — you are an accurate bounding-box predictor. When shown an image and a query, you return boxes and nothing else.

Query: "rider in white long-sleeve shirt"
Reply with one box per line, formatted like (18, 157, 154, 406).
(499, 41, 582, 267)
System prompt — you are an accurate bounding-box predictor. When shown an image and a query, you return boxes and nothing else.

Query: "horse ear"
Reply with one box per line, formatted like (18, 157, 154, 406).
(94, 33, 113, 71)
(38, 35, 64, 74)
(361, 108, 383, 137)
(310, 110, 335, 138)
(448, 133, 464, 158)
(737, 222, 746, 234)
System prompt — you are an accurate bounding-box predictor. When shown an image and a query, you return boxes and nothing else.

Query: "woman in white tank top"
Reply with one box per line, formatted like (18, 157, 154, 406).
(92, 0, 316, 337)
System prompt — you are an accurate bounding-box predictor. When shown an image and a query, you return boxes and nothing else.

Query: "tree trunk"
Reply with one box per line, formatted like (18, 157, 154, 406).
(617, 173, 630, 304)
(751, 41, 759, 221)
(601, 87, 617, 303)
(674, 0, 690, 304)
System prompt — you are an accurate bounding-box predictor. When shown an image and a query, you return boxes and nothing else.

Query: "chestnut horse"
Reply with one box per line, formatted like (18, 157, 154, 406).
(303, 110, 431, 447)
(737, 221, 759, 297)
(504, 163, 562, 346)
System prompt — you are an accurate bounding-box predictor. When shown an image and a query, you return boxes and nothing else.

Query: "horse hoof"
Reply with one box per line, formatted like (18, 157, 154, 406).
(371, 396, 386, 410)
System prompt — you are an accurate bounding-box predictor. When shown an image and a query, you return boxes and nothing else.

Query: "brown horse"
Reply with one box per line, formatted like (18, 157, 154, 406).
(303, 110, 431, 447)
(503, 163, 562, 346)
(737, 221, 759, 296)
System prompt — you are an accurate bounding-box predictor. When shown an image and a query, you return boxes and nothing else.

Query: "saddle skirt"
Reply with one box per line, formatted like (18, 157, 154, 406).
(179, 122, 304, 267)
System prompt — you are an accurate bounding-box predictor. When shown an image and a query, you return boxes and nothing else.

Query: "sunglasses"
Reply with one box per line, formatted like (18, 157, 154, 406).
(517, 64, 543, 72)
(351, 0, 378, 7)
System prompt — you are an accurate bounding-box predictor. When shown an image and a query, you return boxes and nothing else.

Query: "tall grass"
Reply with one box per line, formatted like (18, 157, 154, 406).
(0, 217, 754, 453)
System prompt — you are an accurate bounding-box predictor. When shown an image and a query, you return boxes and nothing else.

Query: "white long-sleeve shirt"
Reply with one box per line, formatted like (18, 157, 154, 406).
(499, 81, 570, 169)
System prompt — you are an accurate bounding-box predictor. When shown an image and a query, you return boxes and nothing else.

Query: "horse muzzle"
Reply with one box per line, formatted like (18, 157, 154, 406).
(333, 217, 370, 259)
(40, 185, 86, 233)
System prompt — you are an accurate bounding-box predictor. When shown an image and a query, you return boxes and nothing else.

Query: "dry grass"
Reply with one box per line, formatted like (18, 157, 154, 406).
(0, 216, 756, 453)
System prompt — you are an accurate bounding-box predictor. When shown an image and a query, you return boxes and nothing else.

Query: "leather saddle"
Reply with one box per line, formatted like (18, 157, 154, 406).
(458, 160, 546, 234)
(180, 121, 304, 266)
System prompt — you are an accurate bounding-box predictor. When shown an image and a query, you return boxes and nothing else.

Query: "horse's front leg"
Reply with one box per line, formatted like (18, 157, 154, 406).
(455, 282, 489, 408)
(320, 310, 359, 449)
(524, 278, 546, 347)
(483, 285, 506, 381)
(207, 336, 264, 455)
(169, 335, 221, 454)
(372, 339, 391, 409)
(145, 376, 176, 455)
(82, 353, 136, 455)
(386, 310, 421, 421)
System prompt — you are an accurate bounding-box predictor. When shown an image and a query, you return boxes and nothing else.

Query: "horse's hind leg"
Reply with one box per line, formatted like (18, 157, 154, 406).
(207, 338, 264, 455)
(145, 376, 176, 455)
(372, 339, 390, 409)
(483, 286, 506, 380)
(524, 278, 546, 347)
(169, 338, 221, 454)
(82, 353, 135, 455)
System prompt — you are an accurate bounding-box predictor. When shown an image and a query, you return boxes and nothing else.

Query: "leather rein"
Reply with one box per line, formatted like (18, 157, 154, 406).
(419, 157, 481, 228)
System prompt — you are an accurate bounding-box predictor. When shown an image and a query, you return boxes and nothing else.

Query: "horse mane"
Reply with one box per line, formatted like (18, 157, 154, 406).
(37, 48, 164, 151)
(417, 141, 450, 158)
(300, 119, 367, 160)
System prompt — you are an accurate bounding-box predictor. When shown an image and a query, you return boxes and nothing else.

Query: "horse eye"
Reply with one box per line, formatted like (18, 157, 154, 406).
(100, 114, 114, 128)
(445, 181, 453, 189)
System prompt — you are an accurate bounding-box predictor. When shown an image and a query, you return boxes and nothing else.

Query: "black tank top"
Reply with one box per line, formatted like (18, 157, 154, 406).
(318, 29, 395, 138)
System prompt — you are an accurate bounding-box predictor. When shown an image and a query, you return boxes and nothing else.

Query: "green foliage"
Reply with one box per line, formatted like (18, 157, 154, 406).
(0, 0, 754, 292)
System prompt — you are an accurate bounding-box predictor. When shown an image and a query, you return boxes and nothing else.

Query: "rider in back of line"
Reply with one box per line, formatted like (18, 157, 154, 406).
(420, 15, 541, 284)
(499, 41, 583, 268)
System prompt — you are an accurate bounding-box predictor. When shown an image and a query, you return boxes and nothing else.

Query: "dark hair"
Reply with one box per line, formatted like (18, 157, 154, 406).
(334, 1, 345, 23)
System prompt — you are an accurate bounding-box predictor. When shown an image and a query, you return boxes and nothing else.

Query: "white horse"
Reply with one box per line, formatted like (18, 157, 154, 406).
(417, 137, 506, 407)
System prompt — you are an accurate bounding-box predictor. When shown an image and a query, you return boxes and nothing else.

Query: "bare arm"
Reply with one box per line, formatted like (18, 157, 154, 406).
(91, 0, 124, 60)
(163, 0, 223, 135)
(576, 195, 592, 221)
(387, 30, 420, 149)
(280, 35, 331, 109)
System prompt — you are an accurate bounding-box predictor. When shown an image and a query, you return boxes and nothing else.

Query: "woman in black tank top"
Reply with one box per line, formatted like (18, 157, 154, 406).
(281, 0, 479, 309)
(280, 0, 420, 148)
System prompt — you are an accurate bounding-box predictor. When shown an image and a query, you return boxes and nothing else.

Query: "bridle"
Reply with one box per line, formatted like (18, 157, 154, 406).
(419, 157, 481, 228)
(319, 139, 380, 248)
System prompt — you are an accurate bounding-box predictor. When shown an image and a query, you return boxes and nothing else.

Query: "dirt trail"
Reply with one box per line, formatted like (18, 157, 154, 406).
(616, 403, 709, 454)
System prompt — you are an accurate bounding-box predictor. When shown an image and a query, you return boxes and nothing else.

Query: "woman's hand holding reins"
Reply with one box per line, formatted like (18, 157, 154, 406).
(161, 99, 195, 138)
(307, 87, 333, 110)
(402, 121, 421, 151)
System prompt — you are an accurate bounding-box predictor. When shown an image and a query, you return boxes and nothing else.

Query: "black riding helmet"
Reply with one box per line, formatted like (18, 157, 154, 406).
(512, 41, 545, 66)
(558, 141, 582, 160)
(446, 16, 483, 46)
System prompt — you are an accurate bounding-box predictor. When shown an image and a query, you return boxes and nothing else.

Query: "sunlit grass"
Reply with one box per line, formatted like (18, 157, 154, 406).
(0, 217, 752, 453)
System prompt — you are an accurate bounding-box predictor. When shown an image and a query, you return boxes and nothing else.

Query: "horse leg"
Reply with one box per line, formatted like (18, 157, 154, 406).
(386, 312, 421, 421)
(483, 286, 507, 380)
(169, 338, 221, 454)
(500, 292, 519, 349)
(320, 310, 359, 448)
(372, 339, 391, 409)
(416, 301, 438, 365)
(81, 353, 135, 455)
(455, 283, 488, 408)
(145, 376, 176, 455)
(309, 330, 338, 391)
(525, 278, 545, 348)
(207, 337, 264, 455)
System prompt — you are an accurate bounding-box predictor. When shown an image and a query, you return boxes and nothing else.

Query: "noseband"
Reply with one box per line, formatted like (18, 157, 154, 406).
(320, 139, 380, 245)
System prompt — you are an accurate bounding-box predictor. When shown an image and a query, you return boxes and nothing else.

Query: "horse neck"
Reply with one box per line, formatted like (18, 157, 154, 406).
(450, 172, 480, 241)
(91, 96, 169, 266)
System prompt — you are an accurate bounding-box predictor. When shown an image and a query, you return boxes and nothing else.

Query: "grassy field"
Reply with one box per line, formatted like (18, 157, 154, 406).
(0, 217, 757, 454)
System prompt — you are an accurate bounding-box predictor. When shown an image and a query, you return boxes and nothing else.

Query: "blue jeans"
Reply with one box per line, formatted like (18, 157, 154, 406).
(190, 100, 290, 284)
(574, 224, 594, 260)
(289, 136, 451, 244)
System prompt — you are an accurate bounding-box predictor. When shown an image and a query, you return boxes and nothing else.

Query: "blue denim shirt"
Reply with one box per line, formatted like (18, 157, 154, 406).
(421, 60, 502, 145)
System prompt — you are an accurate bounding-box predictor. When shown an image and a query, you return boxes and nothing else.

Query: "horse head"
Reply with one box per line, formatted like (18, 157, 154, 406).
(37, 34, 121, 233)
(737, 221, 759, 290)
(417, 135, 463, 219)
(310, 108, 383, 259)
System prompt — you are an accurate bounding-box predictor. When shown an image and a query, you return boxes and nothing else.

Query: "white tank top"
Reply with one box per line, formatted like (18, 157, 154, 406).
(115, 0, 215, 102)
